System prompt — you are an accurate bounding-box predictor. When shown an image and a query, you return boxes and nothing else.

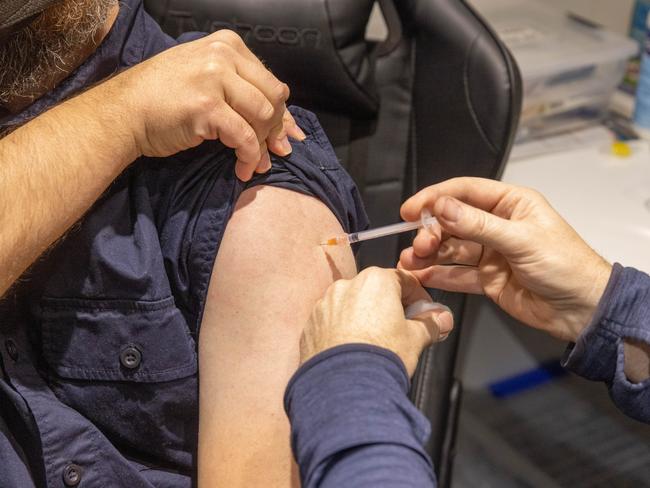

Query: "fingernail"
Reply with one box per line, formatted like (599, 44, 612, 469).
(439, 332, 450, 342)
(433, 310, 454, 334)
(295, 125, 307, 140)
(235, 160, 252, 182)
(441, 197, 461, 222)
(280, 137, 292, 155)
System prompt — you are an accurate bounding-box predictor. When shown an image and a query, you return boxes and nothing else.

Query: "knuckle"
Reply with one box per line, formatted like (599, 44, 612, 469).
(514, 185, 539, 203)
(475, 210, 490, 237)
(214, 29, 243, 46)
(208, 40, 234, 59)
(195, 94, 216, 113)
(527, 187, 547, 204)
(257, 102, 276, 123)
(331, 278, 348, 293)
(240, 128, 258, 146)
(437, 241, 452, 258)
(270, 81, 290, 105)
(204, 59, 227, 76)
(364, 266, 391, 287)
(361, 266, 382, 279)
(193, 125, 210, 141)
(328, 280, 348, 302)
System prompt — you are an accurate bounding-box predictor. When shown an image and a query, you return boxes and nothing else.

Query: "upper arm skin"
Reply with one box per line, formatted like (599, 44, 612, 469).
(198, 185, 357, 487)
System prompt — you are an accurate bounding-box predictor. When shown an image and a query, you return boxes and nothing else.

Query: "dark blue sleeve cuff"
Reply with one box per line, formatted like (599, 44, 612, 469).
(284, 343, 435, 487)
(562, 263, 650, 422)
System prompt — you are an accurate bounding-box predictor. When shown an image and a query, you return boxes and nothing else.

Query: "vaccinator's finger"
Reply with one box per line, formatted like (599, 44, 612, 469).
(413, 226, 441, 258)
(431, 197, 526, 256)
(436, 238, 484, 266)
(411, 265, 484, 295)
(399, 247, 439, 271)
(401, 177, 517, 222)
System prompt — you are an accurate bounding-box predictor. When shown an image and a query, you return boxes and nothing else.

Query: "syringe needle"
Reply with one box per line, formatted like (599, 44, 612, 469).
(321, 211, 437, 246)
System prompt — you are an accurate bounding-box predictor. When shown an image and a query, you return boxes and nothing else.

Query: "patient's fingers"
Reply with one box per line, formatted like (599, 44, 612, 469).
(208, 103, 262, 181)
(410, 265, 484, 294)
(255, 142, 272, 174)
(266, 114, 290, 156)
(266, 109, 306, 157)
(224, 73, 274, 134)
(283, 110, 307, 141)
(235, 55, 289, 124)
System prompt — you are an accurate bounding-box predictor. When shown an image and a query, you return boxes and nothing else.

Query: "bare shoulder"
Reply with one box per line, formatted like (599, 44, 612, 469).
(206, 185, 356, 305)
(198, 185, 357, 488)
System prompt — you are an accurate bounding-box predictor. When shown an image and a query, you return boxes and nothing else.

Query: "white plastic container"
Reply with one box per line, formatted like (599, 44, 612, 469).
(472, 0, 639, 140)
(634, 12, 650, 138)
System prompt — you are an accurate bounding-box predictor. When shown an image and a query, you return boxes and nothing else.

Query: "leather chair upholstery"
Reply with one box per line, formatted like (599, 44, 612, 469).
(144, 1, 521, 485)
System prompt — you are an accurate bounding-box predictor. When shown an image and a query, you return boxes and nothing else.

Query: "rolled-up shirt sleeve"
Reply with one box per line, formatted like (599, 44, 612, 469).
(563, 263, 650, 422)
(284, 343, 436, 487)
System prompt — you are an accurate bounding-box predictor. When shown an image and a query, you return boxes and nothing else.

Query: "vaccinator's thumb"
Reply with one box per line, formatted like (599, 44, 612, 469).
(433, 196, 522, 256)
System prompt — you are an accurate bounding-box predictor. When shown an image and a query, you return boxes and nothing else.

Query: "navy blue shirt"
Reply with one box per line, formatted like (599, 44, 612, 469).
(563, 263, 650, 423)
(284, 344, 436, 487)
(0, 1, 366, 487)
(284, 264, 650, 487)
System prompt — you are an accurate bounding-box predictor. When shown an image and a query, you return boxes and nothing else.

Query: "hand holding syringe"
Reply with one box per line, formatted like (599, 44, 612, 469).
(321, 209, 448, 321)
(321, 210, 437, 246)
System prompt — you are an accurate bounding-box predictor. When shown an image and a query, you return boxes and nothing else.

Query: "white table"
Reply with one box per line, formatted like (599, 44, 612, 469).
(503, 127, 650, 273)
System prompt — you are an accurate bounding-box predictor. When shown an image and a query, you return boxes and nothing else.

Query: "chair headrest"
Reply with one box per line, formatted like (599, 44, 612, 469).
(145, 0, 380, 119)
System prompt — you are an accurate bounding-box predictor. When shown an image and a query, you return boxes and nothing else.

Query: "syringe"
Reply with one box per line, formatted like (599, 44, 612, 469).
(322, 210, 437, 246)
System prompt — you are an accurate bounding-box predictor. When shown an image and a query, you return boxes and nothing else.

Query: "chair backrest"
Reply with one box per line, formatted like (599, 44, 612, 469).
(144, 1, 521, 484)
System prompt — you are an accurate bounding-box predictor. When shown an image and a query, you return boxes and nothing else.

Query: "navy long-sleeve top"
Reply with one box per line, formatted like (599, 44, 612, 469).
(285, 264, 650, 486)
(284, 344, 436, 487)
(563, 263, 650, 423)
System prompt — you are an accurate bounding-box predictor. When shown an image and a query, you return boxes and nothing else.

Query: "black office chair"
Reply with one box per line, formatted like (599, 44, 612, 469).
(144, 1, 521, 485)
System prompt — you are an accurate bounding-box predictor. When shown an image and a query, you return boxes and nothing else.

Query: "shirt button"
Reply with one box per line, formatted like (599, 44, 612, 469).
(62, 463, 82, 486)
(120, 346, 142, 369)
(5, 339, 18, 361)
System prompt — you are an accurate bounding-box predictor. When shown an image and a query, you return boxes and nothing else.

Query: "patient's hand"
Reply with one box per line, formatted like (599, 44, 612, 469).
(399, 177, 612, 342)
(114, 29, 305, 180)
(300, 267, 454, 376)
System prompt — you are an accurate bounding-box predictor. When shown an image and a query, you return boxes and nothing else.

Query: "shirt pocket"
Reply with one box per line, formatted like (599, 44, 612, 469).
(38, 296, 198, 467)
(40, 296, 197, 382)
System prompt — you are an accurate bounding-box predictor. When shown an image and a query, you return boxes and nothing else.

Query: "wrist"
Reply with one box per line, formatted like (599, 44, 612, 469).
(92, 70, 145, 164)
(583, 257, 613, 319)
(568, 257, 613, 342)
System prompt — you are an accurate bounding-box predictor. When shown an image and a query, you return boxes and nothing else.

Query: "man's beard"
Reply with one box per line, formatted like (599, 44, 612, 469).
(0, 0, 117, 111)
